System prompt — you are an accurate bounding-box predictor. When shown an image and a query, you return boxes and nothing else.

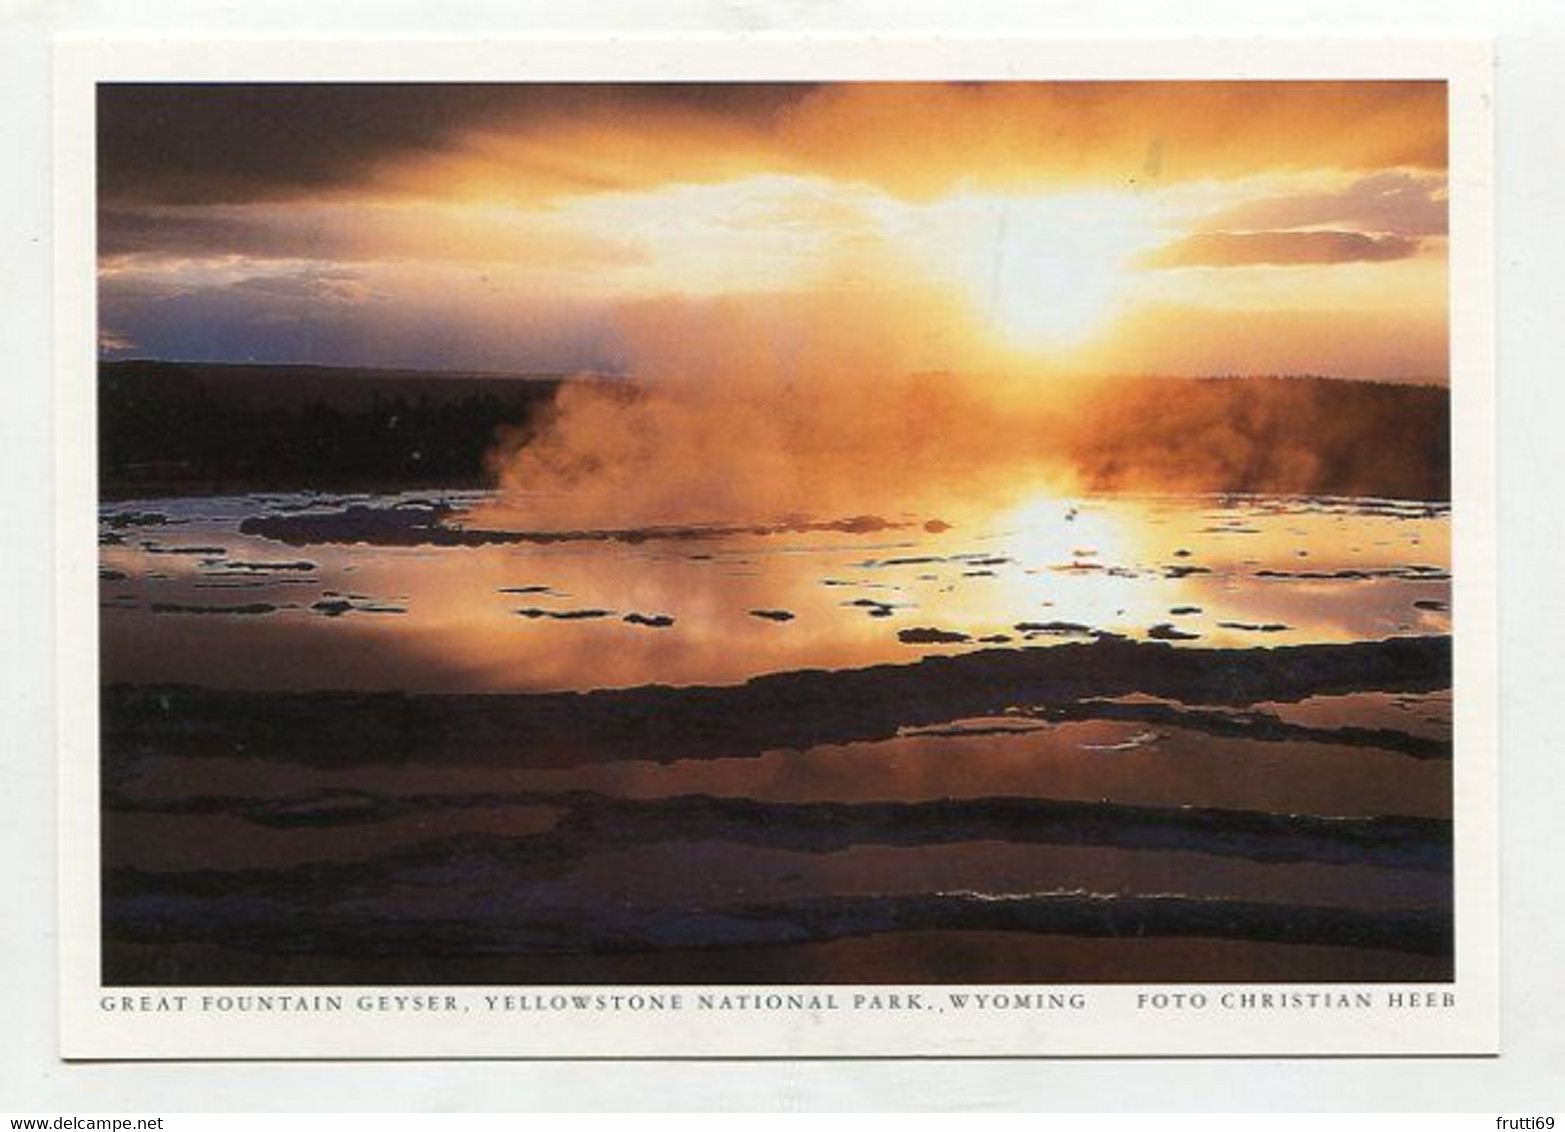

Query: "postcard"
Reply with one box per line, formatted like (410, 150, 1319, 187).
(56, 36, 1497, 1058)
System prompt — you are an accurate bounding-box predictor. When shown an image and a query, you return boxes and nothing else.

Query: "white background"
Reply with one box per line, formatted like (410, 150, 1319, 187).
(3, 0, 1562, 1112)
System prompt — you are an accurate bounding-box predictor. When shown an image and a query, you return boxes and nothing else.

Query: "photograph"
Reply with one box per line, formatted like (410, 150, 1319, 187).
(92, 76, 1463, 994)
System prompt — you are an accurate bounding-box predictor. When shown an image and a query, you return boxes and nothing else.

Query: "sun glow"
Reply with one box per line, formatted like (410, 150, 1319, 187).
(944, 192, 1160, 346)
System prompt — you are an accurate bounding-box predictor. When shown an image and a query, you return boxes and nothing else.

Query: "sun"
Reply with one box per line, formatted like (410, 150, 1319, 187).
(955, 191, 1156, 346)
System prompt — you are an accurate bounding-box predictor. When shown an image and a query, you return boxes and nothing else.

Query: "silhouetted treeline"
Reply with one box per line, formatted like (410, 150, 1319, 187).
(1063, 376, 1449, 501)
(100, 360, 561, 496)
(100, 362, 1450, 501)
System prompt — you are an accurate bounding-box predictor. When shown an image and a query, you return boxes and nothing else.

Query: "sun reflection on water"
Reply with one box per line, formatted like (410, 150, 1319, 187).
(99, 488, 1451, 693)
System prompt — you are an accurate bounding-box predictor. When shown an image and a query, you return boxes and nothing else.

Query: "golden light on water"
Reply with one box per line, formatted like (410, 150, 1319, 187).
(988, 493, 1167, 634)
(996, 493, 1134, 564)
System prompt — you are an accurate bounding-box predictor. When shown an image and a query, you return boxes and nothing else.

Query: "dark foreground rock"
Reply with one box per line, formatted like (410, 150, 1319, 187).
(102, 634, 1452, 770)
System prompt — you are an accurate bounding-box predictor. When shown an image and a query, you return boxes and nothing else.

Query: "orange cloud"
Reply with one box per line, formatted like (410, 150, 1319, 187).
(1195, 171, 1448, 237)
(387, 81, 1448, 206)
(774, 82, 1447, 198)
(1144, 230, 1422, 268)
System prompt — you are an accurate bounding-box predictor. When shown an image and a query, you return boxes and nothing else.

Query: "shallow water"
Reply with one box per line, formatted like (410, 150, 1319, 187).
(99, 488, 1455, 984)
(100, 489, 1450, 693)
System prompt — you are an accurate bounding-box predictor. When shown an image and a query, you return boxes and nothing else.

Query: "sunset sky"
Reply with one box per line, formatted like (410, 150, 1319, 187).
(97, 81, 1449, 381)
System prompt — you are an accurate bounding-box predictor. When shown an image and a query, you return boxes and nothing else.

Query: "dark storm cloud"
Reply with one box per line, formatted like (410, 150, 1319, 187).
(1145, 230, 1423, 269)
(98, 206, 259, 256)
(99, 82, 1448, 208)
(97, 83, 813, 204)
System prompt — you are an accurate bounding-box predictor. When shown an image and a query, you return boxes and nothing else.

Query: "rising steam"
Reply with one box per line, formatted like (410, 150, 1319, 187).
(481, 291, 1449, 529)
